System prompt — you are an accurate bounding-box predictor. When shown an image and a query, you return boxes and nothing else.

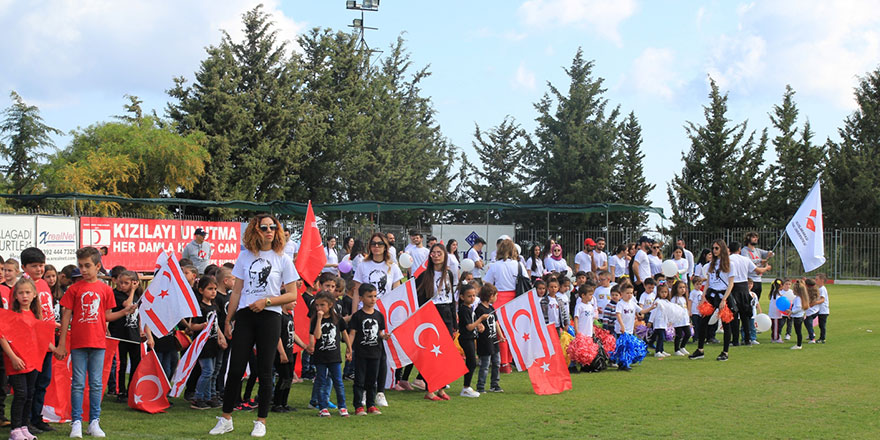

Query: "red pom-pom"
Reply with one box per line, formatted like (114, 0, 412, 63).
(698, 301, 715, 317)
(594, 326, 616, 353)
(720, 307, 735, 323)
(567, 334, 598, 365)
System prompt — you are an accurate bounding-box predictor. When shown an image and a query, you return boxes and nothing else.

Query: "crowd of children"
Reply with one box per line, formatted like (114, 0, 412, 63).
(0, 233, 836, 438)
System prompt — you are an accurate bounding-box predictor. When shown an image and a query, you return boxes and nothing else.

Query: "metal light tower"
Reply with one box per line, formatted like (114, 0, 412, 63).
(345, 0, 382, 59)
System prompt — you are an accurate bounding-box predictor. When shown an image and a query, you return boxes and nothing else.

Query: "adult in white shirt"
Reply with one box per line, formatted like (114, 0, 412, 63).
(481, 239, 527, 372)
(403, 231, 430, 273)
(282, 228, 299, 260)
(608, 245, 628, 281)
(648, 243, 663, 278)
(676, 238, 695, 282)
(217, 214, 299, 434)
(728, 241, 769, 346)
(322, 236, 339, 275)
(524, 244, 545, 280)
(574, 239, 595, 273)
(690, 239, 735, 362)
(543, 244, 568, 273)
(446, 239, 461, 283)
(741, 232, 773, 299)
(466, 237, 487, 279)
(592, 237, 608, 274)
(631, 237, 653, 299)
(385, 232, 398, 263)
(411, 243, 456, 399)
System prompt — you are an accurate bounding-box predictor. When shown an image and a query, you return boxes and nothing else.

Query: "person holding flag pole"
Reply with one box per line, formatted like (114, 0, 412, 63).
(209, 214, 300, 438)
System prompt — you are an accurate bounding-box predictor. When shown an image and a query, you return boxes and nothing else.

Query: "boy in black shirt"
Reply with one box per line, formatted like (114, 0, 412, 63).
(347, 284, 389, 415)
(458, 283, 488, 398)
(475, 284, 504, 393)
(108, 271, 142, 402)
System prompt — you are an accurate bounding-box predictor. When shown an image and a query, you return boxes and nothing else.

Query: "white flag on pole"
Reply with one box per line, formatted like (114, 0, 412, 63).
(785, 178, 826, 272)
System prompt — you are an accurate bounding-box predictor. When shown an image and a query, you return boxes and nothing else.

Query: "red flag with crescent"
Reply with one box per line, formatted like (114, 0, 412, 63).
(495, 289, 555, 371)
(294, 201, 326, 288)
(527, 324, 572, 395)
(389, 302, 467, 393)
(376, 278, 419, 369)
(129, 343, 171, 413)
(139, 250, 201, 337)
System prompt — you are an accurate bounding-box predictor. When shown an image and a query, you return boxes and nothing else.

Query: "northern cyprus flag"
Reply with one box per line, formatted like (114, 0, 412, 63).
(786, 177, 826, 272)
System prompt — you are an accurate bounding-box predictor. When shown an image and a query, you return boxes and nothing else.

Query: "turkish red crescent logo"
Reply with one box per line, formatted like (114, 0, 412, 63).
(806, 209, 817, 232)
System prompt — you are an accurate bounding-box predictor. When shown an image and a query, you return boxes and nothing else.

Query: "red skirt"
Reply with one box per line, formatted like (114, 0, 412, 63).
(495, 290, 516, 366)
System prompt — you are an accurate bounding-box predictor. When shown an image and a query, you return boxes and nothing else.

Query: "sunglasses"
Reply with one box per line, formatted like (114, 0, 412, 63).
(370, 241, 386, 247)
(712, 246, 720, 250)
(652, 246, 660, 249)
(258, 224, 278, 232)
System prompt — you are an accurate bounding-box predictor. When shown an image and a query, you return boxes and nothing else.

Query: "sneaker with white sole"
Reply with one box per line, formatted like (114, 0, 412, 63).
(338, 408, 349, 417)
(673, 350, 686, 356)
(87, 419, 106, 438)
(251, 420, 266, 437)
(791, 345, 802, 350)
(680, 347, 690, 355)
(751, 340, 760, 345)
(70, 420, 83, 438)
(209, 417, 234, 435)
(784, 334, 791, 340)
(654, 352, 665, 358)
(318, 409, 331, 417)
(459, 387, 480, 398)
(375, 392, 388, 407)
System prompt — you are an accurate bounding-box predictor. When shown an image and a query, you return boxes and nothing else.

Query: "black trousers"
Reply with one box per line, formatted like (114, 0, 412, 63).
(354, 355, 380, 408)
(792, 317, 804, 346)
(8, 370, 37, 429)
(221, 309, 281, 418)
(673, 325, 691, 352)
(116, 341, 141, 395)
(697, 289, 733, 353)
(752, 281, 763, 300)
(272, 353, 294, 407)
(731, 282, 751, 345)
(652, 328, 666, 354)
(817, 314, 828, 340)
(460, 338, 477, 388)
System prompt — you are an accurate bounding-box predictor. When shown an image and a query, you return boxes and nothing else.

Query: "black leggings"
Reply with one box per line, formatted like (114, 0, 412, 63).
(461, 338, 477, 388)
(117, 341, 141, 395)
(8, 370, 37, 429)
(817, 314, 828, 340)
(673, 325, 691, 352)
(697, 290, 733, 354)
(792, 317, 804, 346)
(272, 353, 294, 407)
(731, 282, 751, 345)
(222, 308, 281, 418)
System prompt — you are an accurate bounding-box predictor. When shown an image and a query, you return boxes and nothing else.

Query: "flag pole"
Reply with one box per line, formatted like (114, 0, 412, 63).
(768, 231, 785, 255)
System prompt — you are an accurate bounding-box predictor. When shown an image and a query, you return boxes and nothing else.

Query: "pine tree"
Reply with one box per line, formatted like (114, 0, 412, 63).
(764, 85, 825, 228)
(0, 91, 62, 198)
(611, 112, 654, 230)
(467, 116, 533, 222)
(667, 77, 768, 230)
(825, 67, 880, 227)
(531, 48, 620, 229)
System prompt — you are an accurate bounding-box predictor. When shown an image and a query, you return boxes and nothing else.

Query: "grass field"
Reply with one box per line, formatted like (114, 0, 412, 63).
(26, 284, 880, 439)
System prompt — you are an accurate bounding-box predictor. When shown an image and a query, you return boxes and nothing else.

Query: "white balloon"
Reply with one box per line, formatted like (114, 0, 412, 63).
(755, 313, 772, 333)
(708, 310, 719, 325)
(783, 291, 796, 302)
(398, 253, 413, 269)
(661, 260, 679, 278)
(515, 243, 521, 255)
(460, 258, 475, 272)
(565, 266, 573, 278)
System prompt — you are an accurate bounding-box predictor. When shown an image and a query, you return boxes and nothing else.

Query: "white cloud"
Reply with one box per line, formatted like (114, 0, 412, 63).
(705, 0, 880, 109)
(0, 0, 304, 104)
(630, 47, 679, 100)
(512, 61, 537, 90)
(518, 0, 638, 46)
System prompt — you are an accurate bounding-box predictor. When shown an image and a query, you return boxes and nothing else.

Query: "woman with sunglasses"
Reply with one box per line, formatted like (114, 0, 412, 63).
(648, 242, 664, 277)
(689, 239, 736, 362)
(543, 244, 568, 274)
(446, 239, 460, 283)
(351, 233, 403, 408)
(210, 214, 299, 438)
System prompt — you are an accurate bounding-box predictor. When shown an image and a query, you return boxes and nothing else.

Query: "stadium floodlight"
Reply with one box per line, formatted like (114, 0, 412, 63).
(353, 18, 363, 27)
(346, 1, 357, 10)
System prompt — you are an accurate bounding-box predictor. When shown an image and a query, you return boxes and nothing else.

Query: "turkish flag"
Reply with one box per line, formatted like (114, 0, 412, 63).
(0, 309, 55, 373)
(129, 345, 171, 413)
(376, 279, 420, 369)
(293, 304, 310, 376)
(527, 324, 572, 395)
(294, 201, 326, 288)
(495, 289, 555, 371)
(390, 302, 467, 393)
(40, 337, 118, 423)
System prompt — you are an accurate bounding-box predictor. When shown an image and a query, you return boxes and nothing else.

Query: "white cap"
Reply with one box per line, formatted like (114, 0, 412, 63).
(497, 234, 512, 242)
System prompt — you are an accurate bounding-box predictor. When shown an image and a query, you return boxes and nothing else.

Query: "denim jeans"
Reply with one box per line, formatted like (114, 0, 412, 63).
(740, 317, 757, 342)
(476, 352, 500, 391)
(195, 357, 215, 401)
(156, 350, 179, 384)
(71, 348, 105, 422)
(315, 362, 345, 410)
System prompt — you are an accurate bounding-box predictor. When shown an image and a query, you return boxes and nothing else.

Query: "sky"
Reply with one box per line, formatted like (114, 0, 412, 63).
(2, 0, 880, 228)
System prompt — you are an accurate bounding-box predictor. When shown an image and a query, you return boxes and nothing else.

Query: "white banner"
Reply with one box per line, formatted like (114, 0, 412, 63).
(0, 214, 36, 263)
(36, 216, 78, 268)
(785, 178, 826, 272)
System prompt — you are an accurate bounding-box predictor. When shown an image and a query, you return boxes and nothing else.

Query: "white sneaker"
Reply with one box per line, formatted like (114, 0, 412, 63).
(673, 350, 686, 356)
(654, 352, 665, 358)
(680, 347, 690, 355)
(209, 416, 234, 435)
(250, 420, 266, 438)
(87, 419, 105, 438)
(375, 392, 388, 407)
(791, 345, 802, 350)
(70, 420, 83, 438)
(784, 334, 791, 340)
(751, 340, 760, 345)
(459, 387, 480, 398)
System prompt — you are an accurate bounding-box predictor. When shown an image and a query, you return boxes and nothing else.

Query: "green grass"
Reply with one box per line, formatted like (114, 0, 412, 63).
(30, 285, 880, 439)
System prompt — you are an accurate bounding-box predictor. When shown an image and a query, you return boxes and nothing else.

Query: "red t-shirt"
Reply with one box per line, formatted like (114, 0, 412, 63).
(0, 284, 9, 309)
(34, 279, 56, 324)
(60, 280, 116, 350)
(2, 310, 39, 375)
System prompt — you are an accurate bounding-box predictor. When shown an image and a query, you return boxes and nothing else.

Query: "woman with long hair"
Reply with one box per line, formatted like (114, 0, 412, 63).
(608, 245, 627, 281)
(322, 236, 339, 275)
(689, 239, 735, 362)
(210, 214, 299, 438)
(525, 244, 544, 282)
(446, 239, 460, 282)
(482, 239, 531, 373)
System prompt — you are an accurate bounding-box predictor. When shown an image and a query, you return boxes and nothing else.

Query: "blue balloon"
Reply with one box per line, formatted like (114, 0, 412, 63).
(775, 296, 791, 311)
(567, 325, 576, 337)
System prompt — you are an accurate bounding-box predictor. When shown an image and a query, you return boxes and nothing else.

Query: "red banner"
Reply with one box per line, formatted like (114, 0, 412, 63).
(80, 217, 243, 271)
